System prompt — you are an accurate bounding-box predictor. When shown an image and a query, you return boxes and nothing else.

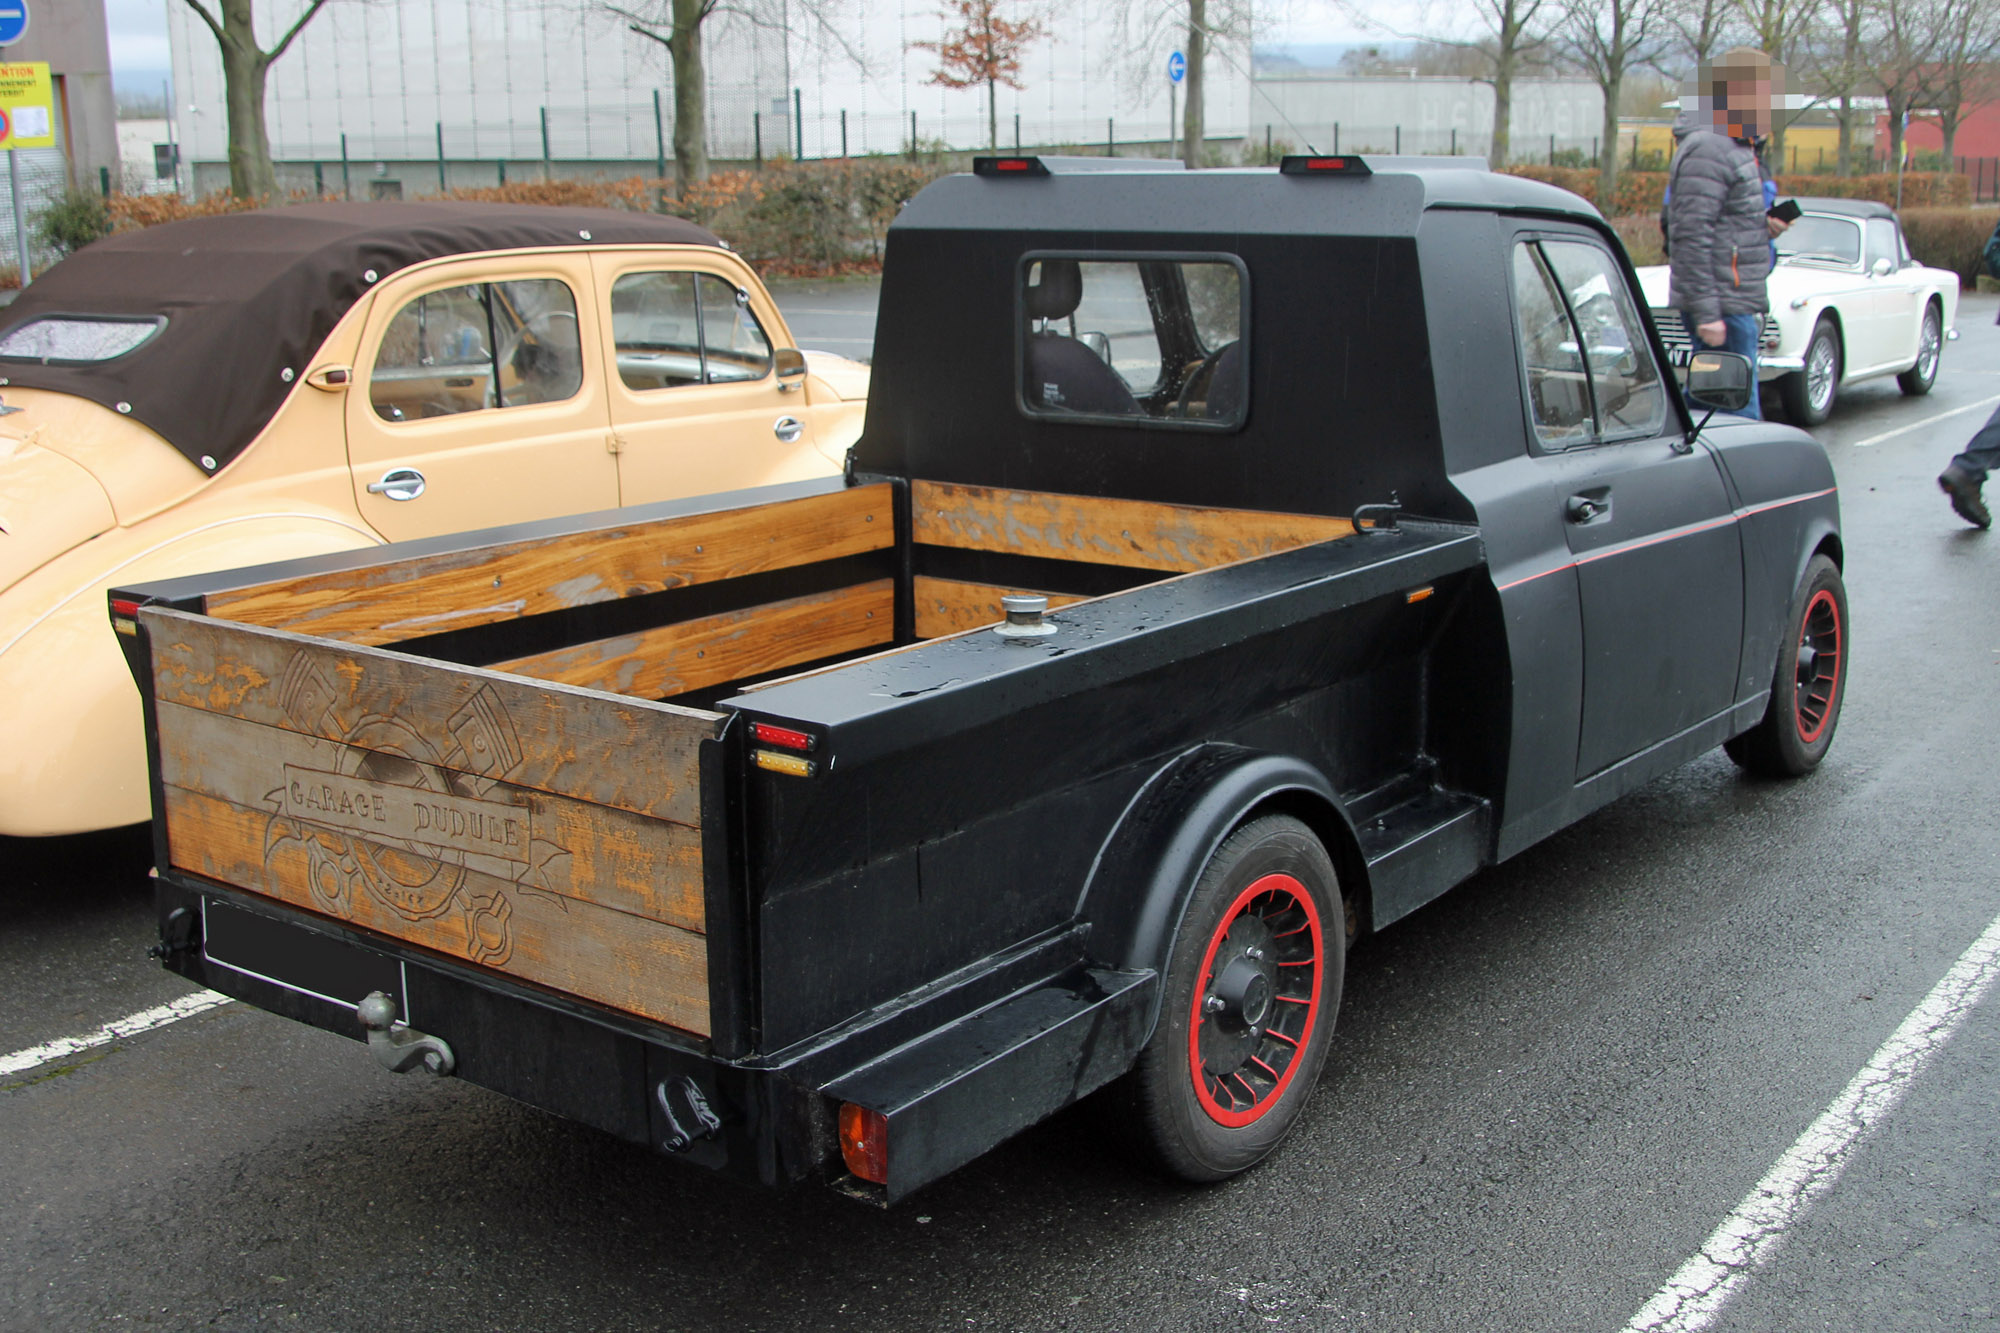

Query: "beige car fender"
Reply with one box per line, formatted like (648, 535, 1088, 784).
(0, 512, 380, 837)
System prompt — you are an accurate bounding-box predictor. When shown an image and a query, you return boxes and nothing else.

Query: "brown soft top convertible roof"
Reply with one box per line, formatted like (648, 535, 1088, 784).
(0, 201, 724, 474)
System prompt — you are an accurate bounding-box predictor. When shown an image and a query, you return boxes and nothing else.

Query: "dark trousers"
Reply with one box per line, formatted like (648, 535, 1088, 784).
(1950, 400, 2000, 480)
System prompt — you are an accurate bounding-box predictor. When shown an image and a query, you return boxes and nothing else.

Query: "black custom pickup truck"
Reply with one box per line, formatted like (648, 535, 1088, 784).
(116, 156, 1845, 1203)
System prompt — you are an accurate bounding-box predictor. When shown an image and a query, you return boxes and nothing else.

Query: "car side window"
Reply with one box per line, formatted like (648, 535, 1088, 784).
(1512, 239, 1667, 448)
(370, 278, 581, 422)
(612, 271, 773, 391)
(1865, 218, 1898, 273)
(1539, 241, 1668, 441)
(699, 277, 773, 383)
(1514, 243, 1593, 444)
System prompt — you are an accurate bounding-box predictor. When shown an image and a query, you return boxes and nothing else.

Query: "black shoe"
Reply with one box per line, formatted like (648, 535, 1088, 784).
(1940, 464, 1992, 529)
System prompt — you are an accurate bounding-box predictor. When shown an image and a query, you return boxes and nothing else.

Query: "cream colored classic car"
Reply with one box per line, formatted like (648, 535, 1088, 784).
(0, 201, 866, 836)
(1639, 197, 1959, 425)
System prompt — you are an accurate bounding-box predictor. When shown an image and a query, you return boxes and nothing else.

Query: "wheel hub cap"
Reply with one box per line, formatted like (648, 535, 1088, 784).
(1188, 873, 1325, 1128)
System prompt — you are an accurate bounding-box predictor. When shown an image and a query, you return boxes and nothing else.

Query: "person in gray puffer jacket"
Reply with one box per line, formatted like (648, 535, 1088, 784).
(1666, 47, 1790, 419)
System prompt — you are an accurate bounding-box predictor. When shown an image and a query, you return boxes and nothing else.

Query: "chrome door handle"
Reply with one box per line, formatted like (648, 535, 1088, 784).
(367, 467, 426, 501)
(773, 416, 804, 444)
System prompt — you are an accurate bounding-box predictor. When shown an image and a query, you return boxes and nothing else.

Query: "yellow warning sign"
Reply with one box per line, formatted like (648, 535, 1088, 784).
(0, 61, 53, 150)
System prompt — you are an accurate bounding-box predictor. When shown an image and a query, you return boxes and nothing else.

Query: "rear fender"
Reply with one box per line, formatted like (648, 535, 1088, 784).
(1077, 744, 1359, 1046)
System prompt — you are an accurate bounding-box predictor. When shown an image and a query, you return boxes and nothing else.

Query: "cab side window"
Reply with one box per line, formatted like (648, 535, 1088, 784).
(1512, 239, 1667, 447)
(612, 271, 773, 391)
(370, 278, 582, 422)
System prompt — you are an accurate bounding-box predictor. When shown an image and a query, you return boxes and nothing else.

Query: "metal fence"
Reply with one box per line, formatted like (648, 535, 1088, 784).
(0, 147, 71, 280)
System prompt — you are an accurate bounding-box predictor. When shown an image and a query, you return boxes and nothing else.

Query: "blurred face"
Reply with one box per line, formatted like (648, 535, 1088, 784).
(1712, 72, 1776, 139)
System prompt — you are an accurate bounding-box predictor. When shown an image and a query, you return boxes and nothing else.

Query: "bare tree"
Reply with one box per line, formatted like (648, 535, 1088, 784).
(609, 0, 860, 190)
(914, 0, 1046, 150)
(1730, 0, 1826, 163)
(179, 0, 331, 199)
(1106, 0, 1255, 168)
(1335, 0, 1557, 164)
(1557, 0, 1674, 204)
(1667, 0, 1739, 68)
(1863, 0, 1946, 170)
(1797, 0, 1869, 173)
(1924, 0, 2000, 162)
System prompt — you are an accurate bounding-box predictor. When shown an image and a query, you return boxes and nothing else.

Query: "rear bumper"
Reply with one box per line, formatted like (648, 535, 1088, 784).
(155, 871, 828, 1191)
(155, 869, 1153, 1204)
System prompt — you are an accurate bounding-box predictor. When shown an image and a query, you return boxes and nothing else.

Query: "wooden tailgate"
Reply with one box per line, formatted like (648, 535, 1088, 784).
(142, 608, 721, 1037)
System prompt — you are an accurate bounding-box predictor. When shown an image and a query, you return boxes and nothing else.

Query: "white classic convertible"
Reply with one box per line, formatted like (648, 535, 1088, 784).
(1639, 197, 1960, 425)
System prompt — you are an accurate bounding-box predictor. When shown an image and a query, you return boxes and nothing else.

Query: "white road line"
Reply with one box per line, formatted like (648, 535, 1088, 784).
(0, 990, 232, 1080)
(1852, 393, 2000, 448)
(1623, 908, 2000, 1333)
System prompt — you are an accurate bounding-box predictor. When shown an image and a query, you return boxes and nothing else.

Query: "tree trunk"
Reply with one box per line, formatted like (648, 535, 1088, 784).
(1836, 95, 1853, 175)
(218, 0, 277, 199)
(1886, 91, 1908, 169)
(669, 0, 708, 190)
(988, 77, 998, 150)
(1182, 0, 1205, 169)
(1596, 67, 1622, 209)
(1491, 46, 1514, 167)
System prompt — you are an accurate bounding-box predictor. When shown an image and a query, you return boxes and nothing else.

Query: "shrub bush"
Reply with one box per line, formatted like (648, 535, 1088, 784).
(1608, 213, 1666, 267)
(36, 188, 112, 256)
(1900, 206, 2000, 284)
(1773, 173, 1972, 207)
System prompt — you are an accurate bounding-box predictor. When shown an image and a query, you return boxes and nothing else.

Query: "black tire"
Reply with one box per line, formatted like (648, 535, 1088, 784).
(1724, 554, 1847, 777)
(1779, 317, 1841, 426)
(1127, 814, 1344, 1183)
(1897, 300, 1943, 396)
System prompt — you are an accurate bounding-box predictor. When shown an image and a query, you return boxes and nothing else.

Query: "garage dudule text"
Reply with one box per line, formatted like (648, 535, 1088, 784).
(116, 157, 1846, 1203)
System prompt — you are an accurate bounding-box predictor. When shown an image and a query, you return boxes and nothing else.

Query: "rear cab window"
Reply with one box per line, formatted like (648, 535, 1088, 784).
(0, 315, 165, 364)
(1018, 253, 1247, 429)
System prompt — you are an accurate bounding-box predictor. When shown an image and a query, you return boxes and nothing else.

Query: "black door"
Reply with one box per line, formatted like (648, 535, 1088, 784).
(1511, 234, 1745, 778)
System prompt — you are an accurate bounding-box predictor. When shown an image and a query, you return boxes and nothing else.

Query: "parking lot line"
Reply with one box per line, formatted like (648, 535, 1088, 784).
(0, 989, 231, 1080)
(1622, 907, 2000, 1333)
(1852, 393, 2000, 448)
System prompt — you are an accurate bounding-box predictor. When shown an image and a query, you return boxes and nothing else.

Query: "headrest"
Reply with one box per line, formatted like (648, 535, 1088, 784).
(1025, 258, 1083, 322)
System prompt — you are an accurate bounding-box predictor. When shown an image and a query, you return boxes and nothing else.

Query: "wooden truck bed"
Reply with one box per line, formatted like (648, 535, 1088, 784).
(127, 476, 1353, 1041)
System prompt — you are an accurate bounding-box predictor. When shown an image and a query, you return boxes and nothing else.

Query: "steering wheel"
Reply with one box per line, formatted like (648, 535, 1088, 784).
(1173, 344, 1232, 418)
(490, 310, 580, 407)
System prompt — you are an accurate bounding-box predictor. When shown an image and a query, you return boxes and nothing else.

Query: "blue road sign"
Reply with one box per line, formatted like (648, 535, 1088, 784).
(0, 2, 28, 48)
(1167, 50, 1186, 84)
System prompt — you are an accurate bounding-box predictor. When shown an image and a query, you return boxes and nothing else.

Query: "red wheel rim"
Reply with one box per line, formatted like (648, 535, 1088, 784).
(1187, 872, 1324, 1127)
(1794, 588, 1842, 745)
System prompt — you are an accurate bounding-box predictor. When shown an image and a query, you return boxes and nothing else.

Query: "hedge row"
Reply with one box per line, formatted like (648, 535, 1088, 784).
(1499, 165, 1974, 214)
(96, 159, 954, 276)
(74, 160, 1994, 286)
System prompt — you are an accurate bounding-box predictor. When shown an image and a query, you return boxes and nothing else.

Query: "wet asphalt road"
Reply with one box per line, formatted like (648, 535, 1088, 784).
(4, 294, 1998, 1333)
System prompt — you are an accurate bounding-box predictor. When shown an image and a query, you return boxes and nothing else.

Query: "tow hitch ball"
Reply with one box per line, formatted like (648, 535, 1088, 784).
(356, 991, 455, 1077)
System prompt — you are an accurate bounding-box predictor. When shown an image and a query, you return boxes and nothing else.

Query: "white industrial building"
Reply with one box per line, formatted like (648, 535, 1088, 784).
(163, 1, 1603, 193)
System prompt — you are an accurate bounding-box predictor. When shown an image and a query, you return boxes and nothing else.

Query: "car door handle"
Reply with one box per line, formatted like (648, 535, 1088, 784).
(773, 416, 804, 443)
(1565, 494, 1608, 523)
(367, 467, 426, 501)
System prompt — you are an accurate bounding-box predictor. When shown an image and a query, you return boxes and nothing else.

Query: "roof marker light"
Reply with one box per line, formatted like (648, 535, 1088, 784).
(1279, 155, 1373, 177)
(973, 156, 1051, 178)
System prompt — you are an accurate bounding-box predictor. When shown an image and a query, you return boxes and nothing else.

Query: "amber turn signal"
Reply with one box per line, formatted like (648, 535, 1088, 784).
(838, 1103, 889, 1185)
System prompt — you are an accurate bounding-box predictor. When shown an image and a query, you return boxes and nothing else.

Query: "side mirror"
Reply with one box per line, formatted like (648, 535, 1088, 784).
(1871, 256, 1895, 277)
(774, 346, 807, 392)
(1686, 350, 1753, 412)
(1080, 330, 1112, 363)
